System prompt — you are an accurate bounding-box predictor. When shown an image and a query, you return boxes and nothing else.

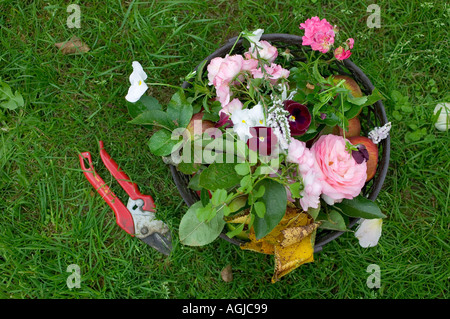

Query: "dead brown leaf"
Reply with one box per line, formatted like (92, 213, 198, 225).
(239, 206, 318, 283)
(221, 264, 233, 282)
(55, 36, 90, 55)
(280, 222, 321, 248)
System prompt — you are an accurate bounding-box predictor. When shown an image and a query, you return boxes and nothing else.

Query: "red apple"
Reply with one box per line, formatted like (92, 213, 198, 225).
(339, 116, 361, 138)
(330, 75, 363, 98)
(186, 112, 215, 140)
(348, 136, 378, 181)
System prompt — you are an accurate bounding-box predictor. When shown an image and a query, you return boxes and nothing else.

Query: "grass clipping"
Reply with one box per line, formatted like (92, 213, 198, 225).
(228, 205, 320, 283)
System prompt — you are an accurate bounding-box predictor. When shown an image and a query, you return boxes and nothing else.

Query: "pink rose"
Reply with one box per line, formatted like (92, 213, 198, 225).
(242, 57, 259, 72)
(334, 46, 352, 60)
(207, 57, 224, 86)
(251, 63, 290, 84)
(215, 83, 231, 106)
(311, 134, 367, 205)
(247, 40, 278, 63)
(207, 54, 244, 88)
(299, 16, 335, 53)
(220, 98, 243, 116)
(286, 138, 322, 211)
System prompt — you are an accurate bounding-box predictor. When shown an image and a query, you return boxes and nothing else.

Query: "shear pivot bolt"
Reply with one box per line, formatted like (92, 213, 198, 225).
(141, 227, 149, 235)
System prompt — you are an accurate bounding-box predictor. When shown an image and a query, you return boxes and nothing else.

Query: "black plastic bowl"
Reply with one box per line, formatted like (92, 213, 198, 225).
(169, 34, 390, 253)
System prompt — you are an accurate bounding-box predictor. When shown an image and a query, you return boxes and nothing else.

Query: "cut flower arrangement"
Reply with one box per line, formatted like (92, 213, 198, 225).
(126, 17, 391, 282)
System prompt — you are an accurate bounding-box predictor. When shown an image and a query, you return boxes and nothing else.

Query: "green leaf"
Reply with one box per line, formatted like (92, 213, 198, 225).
(128, 96, 162, 118)
(253, 185, 265, 199)
(177, 161, 201, 175)
(289, 182, 302, 199)
(211, 189, 227, 206)
(235, 162, 250, 176)
(307, 205, 321, 220)
(228, 196, 248, 213)
(334, 195, 387, 219)
(253, 179, 287, 240)
(129, 110, 174, 129)
(148, 129, 181, 156)
(346, 93, 368, 106)
(0, 80, 24, 110)
(198, 162, 241, 191)
(179, 201, 225, 246)
(226, 222, 245, 239)
(360, 88, 384, 107)
(318, 210, 347, 231)
(200, 188, 210, 207)
(344, 104, 363, 120)
(312, 59, 325, 84)
(392, 110, 403, 121)
(167, 90, 193, 128)
(196, 203, 217, 222)
(239, 175, 252, 191)
(253, 201, 266, 218)
(187, 173, 202, 191)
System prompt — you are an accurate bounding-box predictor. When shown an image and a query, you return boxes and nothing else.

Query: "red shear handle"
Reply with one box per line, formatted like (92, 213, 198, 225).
(98, 141, 156, 212)
(79, 152, 135, 235)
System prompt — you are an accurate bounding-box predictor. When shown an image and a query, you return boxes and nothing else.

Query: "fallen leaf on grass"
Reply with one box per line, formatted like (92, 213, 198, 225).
(55, 36, 90, 54)
(221, 264, 233, 282)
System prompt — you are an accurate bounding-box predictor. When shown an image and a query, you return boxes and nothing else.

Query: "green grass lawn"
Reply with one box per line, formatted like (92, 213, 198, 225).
(0, 0, 448, 299)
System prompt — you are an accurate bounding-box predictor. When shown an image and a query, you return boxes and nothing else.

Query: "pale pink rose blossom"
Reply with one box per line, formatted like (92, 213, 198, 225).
(242, 58, 259, 72)
(286, 138, 322, 211)
(334, 46, 352, 60)
(299, 16, 335, 53)
(220, 98, 243, 116)
(311, 134, 367, 205)
(207, 55, 245, 106)
(212, 54, 244, 88)
(247, 40, 278, 63)
(251, 63, 290, 84)
(207, 57, 224, 86)
(215, 84, 231, 106)
(299, 170, 322, 211)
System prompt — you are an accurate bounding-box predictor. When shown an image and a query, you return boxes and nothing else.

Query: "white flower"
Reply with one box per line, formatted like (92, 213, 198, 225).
(368, 122, 392, 144)
(125, 61, 148, 102)
(434, 102, 450, 131)
(355, 218, 383, 248)
(244, 29, 264, 47)
(230, 103, 265, 142)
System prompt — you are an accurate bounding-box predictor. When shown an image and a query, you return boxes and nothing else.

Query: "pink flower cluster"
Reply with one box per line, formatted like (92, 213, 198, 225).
(287, 134, 367, 210)
(299, 16, 336, 53)
(299, 16, 354, 61)
(207, 41, 289, 111)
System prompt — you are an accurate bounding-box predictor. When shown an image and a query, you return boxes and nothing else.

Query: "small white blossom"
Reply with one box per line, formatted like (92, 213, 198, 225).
(125, 61, 148, 103)
(244, 29, 264, 47)
(230, 103, 265, 142)
(368, 122, 392, 144)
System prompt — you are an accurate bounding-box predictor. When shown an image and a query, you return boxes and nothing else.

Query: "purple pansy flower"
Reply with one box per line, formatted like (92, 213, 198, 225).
(283, 100, 312, 136)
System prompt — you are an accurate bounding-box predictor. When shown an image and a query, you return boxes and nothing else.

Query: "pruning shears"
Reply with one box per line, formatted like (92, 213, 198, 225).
(79, 141, 172, 256)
